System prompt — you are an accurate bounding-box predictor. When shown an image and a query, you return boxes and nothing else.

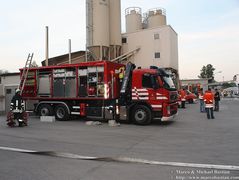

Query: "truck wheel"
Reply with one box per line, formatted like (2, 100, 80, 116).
(132, 105, 152, 125)
(38, 104, 53, 116)
(55, 104, 70, 121)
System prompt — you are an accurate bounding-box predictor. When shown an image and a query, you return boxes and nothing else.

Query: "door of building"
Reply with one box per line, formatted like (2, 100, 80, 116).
(5, 85, 18, 113)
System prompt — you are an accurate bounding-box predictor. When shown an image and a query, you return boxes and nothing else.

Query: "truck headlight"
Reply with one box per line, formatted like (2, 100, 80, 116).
(167, 106, 170, 115)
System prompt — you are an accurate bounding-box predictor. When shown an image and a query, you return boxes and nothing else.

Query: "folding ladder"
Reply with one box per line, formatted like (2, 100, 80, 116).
(18, 53, 34, 95)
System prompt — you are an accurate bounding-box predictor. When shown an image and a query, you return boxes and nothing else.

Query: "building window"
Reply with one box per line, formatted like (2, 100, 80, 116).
(154, 33, 159, 40)
(6, 89, 12, 94)
(122, 37, 127, 44)
(155, 52, 160, 58)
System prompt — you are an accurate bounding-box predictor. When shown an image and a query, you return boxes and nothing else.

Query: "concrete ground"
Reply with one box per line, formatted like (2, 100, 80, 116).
(0, 98, 239, 180)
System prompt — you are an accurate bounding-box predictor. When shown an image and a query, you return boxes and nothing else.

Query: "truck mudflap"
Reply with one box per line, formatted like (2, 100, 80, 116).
(161, 112, 178, 121)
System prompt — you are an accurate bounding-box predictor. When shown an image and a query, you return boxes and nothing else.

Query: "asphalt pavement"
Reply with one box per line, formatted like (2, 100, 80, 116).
(0, 98, 239, 180)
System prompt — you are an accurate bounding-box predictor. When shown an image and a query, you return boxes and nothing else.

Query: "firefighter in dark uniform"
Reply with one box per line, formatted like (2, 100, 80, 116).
(11, 89, 23, 112)
(7, 89, 27, 127)
(214, 88, 220, 111)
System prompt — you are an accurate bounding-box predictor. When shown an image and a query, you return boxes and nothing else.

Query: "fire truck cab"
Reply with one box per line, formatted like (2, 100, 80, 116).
(21, 60, 178, 125)
(119, 65, 178, 124)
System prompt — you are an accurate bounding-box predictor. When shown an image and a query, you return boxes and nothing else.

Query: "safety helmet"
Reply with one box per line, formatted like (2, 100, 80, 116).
(15, 89, 21, 93)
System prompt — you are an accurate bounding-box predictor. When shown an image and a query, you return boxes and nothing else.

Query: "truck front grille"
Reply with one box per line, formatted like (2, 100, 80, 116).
(170, 92, 178, 102)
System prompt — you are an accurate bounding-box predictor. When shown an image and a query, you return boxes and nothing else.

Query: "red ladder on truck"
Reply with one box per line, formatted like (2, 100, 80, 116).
(18, 53, 34, 95)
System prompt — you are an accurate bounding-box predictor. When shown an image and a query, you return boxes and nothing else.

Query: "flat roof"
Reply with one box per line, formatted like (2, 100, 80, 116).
(0, 72, 20, 77)
(122, 25, 177, 36)
(181, 78, 210, 81)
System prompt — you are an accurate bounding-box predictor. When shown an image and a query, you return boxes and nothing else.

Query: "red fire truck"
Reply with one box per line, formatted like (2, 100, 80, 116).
(20, 60, 178, 125)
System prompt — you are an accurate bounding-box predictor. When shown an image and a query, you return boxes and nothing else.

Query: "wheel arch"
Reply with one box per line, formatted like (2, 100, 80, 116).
(128, 102, 153, 121)
(129, 101, 152, 111)
(35, 101, 71, 115)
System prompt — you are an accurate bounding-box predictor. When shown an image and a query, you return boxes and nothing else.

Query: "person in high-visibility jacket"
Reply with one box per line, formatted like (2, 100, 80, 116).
(198, 88, 205, 112)
(119, 67, 125, 82)
(179, 88, 186, 108)
(203, 88, 215, 119)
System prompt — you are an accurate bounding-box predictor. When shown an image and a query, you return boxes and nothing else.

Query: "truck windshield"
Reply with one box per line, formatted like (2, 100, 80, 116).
(162, 75, 176, 90)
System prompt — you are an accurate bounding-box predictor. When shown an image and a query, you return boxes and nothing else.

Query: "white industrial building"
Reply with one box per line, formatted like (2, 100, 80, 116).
(122, 25, 178, 70)
(122, 7, 178, 71)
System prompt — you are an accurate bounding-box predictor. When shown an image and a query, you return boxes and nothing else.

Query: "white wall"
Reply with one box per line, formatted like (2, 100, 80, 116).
(122, 25, 178, 70)
(0, 84, 4, 113)
(1, 75, 20, 85)
(181, 79, 209, 92)
(0, 74, 20, 113)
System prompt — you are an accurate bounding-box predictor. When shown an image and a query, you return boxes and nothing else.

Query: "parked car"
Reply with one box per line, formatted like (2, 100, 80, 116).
(177, 89, 197, 107)
(185, 90, 197, 103)
(222, 87, 238, 97)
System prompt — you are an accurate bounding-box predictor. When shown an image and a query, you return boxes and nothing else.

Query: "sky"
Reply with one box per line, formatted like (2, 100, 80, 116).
(0, 0, 239, 81)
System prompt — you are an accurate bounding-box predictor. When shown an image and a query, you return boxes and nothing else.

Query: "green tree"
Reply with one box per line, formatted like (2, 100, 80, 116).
(222, 82, 236, 89)
(198, 64, 215, 83)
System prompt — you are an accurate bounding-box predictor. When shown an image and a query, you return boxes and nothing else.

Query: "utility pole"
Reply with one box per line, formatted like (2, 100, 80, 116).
(45, 26, 49, 66)
(69, 39, 72, 64)
(233, 74, 239, 94)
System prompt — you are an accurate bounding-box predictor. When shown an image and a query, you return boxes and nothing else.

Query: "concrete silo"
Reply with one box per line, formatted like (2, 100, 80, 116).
(125, 7, 142, 33)
(109, 0, 122, 59)
(147, 8, 167, 28)
(86, 0, 110, 60)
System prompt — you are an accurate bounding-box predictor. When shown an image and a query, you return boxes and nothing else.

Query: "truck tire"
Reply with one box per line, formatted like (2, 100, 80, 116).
(38, 104, 53, 116)
(132, 105, 152, 125)
(55, 104, 70, 121)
